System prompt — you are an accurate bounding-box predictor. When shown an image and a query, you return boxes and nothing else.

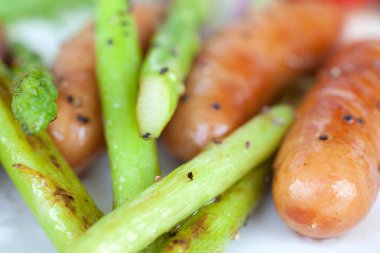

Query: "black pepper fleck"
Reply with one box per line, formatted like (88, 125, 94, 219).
(107, 39, 113, 45)
(342, 114, 354, 123)
(142, 132, 151, 139)
(319, 135, 328, 141)
(245, 141, 251, 149)
(187, 172, 193, 181)
(180, 94, 189, 102)
(77, 115, 90, 124)
(212, 103, 221, 110)
(357, 118, 364, 125)
(160, 67, 169, 75)
(67, 96, 74, 104)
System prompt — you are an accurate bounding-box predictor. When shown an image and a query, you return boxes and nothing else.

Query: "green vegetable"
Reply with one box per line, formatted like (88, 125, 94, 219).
(0, 82, 103, 252)
(137, 0, 213, 139)
(96, 0, 160, 207)
(0, 60, 11, 84)
(9, 44, 58, 135)
(142, 235, 170, 253)
(66, 105, 293, 253)
(0, 0, 94, 22)
(160, 162, 270, 253)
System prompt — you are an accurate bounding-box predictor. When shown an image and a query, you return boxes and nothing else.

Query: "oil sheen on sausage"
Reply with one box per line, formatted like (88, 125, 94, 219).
(273, 41, 380, 238)
(163, 2, 343, 161)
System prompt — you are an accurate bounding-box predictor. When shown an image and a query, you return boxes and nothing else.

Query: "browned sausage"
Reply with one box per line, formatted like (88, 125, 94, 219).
(49, 4, 164, 174)
(163, 2, 343, 161)
(273, 41, 380, 238)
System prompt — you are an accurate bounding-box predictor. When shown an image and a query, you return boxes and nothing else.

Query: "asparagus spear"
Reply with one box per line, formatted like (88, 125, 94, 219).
(0, 60, 11, 84)
(160, 162, 270, 253)
(9, 44, 58, 135)
(96, 0, 159, 206)
(0, 0, 94, 22)
(0, 73, 103, 252)
(137, 0, 213, 139)
(67, 105, 293, 253)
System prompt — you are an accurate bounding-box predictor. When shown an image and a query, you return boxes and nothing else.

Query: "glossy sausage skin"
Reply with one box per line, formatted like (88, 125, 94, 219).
(273, 41, 380, 238)
(49, 4, 164, 174)
(163, 2, 343, 161)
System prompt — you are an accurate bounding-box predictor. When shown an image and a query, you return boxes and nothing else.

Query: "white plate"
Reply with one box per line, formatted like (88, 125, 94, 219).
(1, 6, 380, 253)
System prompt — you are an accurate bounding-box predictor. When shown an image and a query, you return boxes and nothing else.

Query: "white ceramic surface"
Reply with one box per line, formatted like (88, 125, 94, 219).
(1, 5, 380, 253)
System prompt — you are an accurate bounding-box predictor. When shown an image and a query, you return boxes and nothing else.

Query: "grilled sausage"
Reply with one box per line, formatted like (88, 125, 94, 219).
(49, 4, 164, 174)
(163, 2, 343, 161)
(273, 41, 380, 238)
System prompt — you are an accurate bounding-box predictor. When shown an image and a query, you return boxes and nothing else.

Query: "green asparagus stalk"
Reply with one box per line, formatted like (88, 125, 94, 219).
(160, 162, 270, 253)
(0, 75, 103, 252)
(96, 0, 159, 207)
(67, 105, 293, 253)
(0, 61, 11, 84)
(0, 0, 94, 22)
(9, 44, 58, 135)
(137, 0, 213, 139)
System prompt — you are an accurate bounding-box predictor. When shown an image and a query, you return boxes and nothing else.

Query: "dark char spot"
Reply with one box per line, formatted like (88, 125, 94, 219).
(77, 115, 90, 124)
(319, 135, 328, 141)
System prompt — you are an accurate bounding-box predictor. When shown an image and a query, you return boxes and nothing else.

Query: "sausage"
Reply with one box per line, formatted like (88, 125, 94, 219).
(49, 4, 164, 174)
(163, 2, 343, 161)
(273, 41, 380, 238)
